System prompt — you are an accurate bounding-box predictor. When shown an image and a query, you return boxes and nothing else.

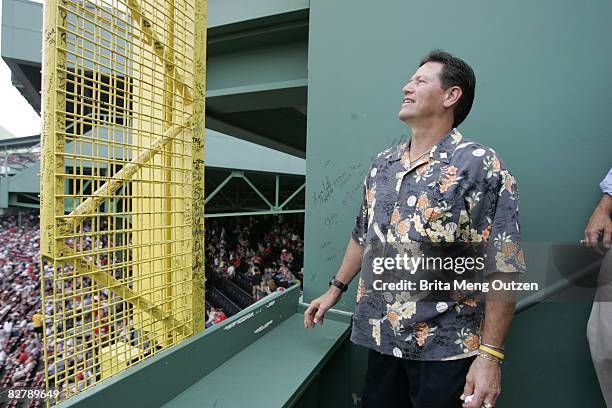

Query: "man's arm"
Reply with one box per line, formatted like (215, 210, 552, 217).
(462, 163, 525, 408)
(481, 291, 515, 347)
(304, 238, 363, 328)
(462, 272, 516, 407)
(481, 270, 519, 345)
(335, 238, 365, 289)
(305, 171, 371, 329)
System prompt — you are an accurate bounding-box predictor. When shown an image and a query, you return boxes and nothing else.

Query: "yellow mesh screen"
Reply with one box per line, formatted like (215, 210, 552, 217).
(39, 0, 206, 403)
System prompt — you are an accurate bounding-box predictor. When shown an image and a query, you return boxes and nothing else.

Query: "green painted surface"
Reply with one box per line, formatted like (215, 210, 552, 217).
(205, 41, 308, 156)
(295, 301, 606, 408)
(207, 42, 307, 93)
(303, 0, 611, 406)
(2, 0, 309, 157)
(207, 79, 307, 112)
(1, 0, 42, 63)
(1, 0, 607, 405)
(58, 286, 301, 408)
(303, 0, 612, 305)
(207, 0, 308, 30)
(498, 302, 605, 407)
(7, 163, 40, 193)
(2, 0, 309, 63)
(293, 334, 369, 408)
(0, 177, 8, 208)
(163, 314, 349, 408)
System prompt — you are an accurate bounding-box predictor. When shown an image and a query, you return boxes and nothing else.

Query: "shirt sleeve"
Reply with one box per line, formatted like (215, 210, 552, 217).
(351, 175, 369, 246)
(600, 167, 612, 196)
(483, 168, 526, 276)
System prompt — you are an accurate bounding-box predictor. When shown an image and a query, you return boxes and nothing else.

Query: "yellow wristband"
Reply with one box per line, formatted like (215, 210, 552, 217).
(479, 345, 505, 360)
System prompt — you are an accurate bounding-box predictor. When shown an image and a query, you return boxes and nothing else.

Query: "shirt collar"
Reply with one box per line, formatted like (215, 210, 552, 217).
(386, 128, 463, 165)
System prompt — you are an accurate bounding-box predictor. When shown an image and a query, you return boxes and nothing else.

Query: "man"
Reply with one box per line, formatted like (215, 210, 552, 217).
(304, 50, 526, 408)
(584, 168, 612, 253)
(584, 168, 612, 407)
(32, 308, 44, 339)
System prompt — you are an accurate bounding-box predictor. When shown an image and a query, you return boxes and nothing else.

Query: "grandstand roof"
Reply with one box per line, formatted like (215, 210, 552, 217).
(2, 0, 308, 158)
(0, 124, 14, 140)
(1, 0, 306, 212)
(0, 127, 304, 196)
(0, 134, 39, 149)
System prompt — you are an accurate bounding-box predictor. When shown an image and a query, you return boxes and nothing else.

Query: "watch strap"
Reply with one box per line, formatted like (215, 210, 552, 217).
(329, 277, 348, 292)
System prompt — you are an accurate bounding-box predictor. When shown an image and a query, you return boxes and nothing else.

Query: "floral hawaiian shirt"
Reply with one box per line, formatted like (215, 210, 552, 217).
(350, 128, 526, 361)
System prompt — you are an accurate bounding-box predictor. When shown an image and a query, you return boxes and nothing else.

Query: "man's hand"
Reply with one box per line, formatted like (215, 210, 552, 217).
(303, 238, 363, 328)
(304, 287, 342, 328)
(461, 356, 501, 408)
(584, 194, 612, 256)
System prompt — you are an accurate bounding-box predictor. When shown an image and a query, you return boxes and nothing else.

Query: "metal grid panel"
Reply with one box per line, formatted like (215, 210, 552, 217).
(40, 0, 206, 403)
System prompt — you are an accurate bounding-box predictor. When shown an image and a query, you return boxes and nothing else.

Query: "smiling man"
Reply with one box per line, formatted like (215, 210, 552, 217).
(304, 50, 526, 408)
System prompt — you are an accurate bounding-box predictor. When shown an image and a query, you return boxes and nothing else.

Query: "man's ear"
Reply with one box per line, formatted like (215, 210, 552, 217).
(443, 86, 462, 109)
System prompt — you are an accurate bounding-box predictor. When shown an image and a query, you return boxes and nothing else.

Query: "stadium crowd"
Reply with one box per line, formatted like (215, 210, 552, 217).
(0, 212, 131, 402)
(0, 211, 44, 406)
(204, 214, 304, 327)
(0, 210, 304, 404)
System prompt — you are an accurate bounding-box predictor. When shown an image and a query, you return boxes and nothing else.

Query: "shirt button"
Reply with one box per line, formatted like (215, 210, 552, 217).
(472, 148, 486, 157)
(436, 302, 449, 313)
(407, 195, 417, 206)
(393, 347, 403, 358)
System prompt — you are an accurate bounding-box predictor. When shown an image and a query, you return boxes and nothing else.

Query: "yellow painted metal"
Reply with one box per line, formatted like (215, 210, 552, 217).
(99, 341, 141, 379)
(191, 0, 206, 335)
(40, 0, 206, 403)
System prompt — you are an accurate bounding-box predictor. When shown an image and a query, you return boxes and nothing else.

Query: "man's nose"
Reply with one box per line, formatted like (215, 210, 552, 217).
(403, 83, 414, 94)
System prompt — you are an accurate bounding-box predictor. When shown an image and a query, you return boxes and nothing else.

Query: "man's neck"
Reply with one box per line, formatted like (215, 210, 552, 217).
(408, 121, 454, 158)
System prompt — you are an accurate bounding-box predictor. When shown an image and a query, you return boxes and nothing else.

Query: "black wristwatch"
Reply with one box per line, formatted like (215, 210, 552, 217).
(329, 277, 349, 292)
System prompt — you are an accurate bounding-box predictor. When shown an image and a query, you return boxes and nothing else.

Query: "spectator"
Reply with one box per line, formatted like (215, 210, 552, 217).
(252, 282, 268, 301)
(2, 320, 13, 338)
(205, 307, 228, 328)
(32, 309, 43, 334)
(214, 310, 227, 324)
(585, 167, 612, 407)
(0, 210, 304, 396)
(205, 214, 304, 308)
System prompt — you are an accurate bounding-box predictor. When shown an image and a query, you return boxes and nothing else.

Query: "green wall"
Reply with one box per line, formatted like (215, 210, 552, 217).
(304, 0, 611, 305)
(303, 0, 611, 406)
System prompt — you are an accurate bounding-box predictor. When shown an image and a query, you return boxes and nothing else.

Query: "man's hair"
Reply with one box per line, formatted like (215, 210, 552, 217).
(419, 50, 476, 128)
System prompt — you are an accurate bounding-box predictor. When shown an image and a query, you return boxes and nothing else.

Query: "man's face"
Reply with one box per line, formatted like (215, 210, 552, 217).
(398, 62, 447, 124)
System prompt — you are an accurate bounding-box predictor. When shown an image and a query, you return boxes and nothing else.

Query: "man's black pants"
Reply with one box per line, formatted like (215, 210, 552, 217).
(361, 349, 476, 408)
